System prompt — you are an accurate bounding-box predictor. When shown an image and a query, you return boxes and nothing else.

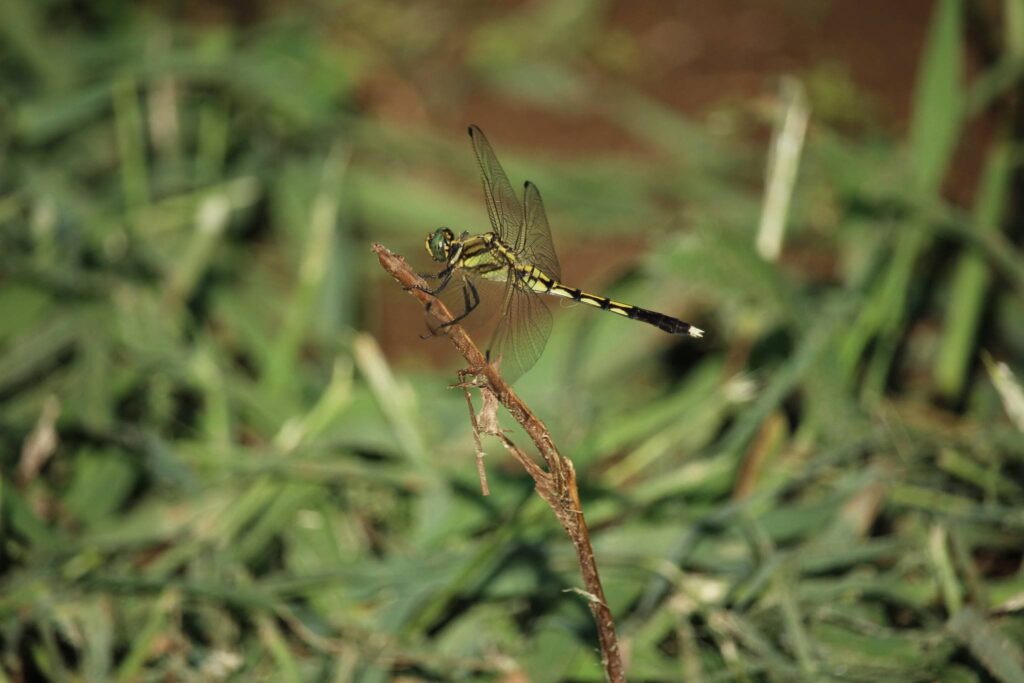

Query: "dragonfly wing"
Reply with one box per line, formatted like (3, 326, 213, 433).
(468, 125, 524, 249)
(486, 276, 552, 384)
(522, 181, 561, 281)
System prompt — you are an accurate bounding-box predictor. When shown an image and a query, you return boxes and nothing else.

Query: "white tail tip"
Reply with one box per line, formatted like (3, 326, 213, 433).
(689, 326, 705, 339)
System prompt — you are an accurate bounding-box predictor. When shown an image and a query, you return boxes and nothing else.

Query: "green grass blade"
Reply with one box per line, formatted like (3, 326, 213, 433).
(934, 144, 1014, 398)
(909, 0, 965, 196)
(948, 608, 1024, 683)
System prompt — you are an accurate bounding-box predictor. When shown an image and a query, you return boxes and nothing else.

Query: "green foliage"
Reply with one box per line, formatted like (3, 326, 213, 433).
(2, 1, 1024, 681)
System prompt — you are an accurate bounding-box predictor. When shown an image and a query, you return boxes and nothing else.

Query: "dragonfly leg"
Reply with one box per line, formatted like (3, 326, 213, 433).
(438, 279, 480, 329)
(419, 274, 477, 339)
(410, 268, 453, 296)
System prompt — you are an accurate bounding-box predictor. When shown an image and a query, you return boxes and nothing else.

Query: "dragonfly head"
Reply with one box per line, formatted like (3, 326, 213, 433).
(425, 227, 455, 262)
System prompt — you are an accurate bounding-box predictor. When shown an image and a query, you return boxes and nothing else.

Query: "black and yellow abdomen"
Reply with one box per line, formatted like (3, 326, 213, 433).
(455, 233, 704, 339)
(504, 252, 703, 338)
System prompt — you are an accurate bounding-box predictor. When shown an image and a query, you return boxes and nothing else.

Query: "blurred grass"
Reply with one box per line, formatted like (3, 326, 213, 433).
(2, 1, 1024, 681)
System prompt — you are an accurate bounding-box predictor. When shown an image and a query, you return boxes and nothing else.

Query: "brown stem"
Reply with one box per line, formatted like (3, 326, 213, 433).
(373, 243, 626, 682)
(456, 370, 491, 496)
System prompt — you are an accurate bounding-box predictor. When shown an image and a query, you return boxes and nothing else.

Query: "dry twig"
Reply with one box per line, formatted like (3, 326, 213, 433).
(373, 243, 626, 682)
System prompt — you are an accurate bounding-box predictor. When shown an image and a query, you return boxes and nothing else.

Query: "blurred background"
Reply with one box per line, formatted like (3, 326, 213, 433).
(3, 0, 1024, 681)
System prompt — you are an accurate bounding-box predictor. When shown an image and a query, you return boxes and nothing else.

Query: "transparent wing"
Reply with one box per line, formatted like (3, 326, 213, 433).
(464, 127, 556, 382)
(522, 181, 561, 281)
(486, 276, 552, 384)
(468, 125, 524, 249)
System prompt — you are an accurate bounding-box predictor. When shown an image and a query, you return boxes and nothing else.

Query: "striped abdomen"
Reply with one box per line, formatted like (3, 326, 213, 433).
(516, 264, 704, 339)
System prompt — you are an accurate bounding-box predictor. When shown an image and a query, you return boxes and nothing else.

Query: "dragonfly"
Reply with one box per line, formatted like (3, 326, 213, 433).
(419, 125, 703, 383)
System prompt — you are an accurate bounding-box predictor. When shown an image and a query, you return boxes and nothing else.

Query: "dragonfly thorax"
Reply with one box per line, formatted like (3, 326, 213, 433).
(425, 227, 456, 262)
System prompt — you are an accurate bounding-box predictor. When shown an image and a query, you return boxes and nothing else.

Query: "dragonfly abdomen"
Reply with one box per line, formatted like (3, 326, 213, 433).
(538, 277, 704, 339)
(623, 305, 704, 337)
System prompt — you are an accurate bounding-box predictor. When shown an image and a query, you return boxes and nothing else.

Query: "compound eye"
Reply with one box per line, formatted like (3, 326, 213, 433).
(438, 228, 455, 251)
(426, 228, 450, 261)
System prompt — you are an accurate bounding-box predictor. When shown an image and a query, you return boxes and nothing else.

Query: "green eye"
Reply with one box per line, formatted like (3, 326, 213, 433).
(425, 228, 451, 261)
